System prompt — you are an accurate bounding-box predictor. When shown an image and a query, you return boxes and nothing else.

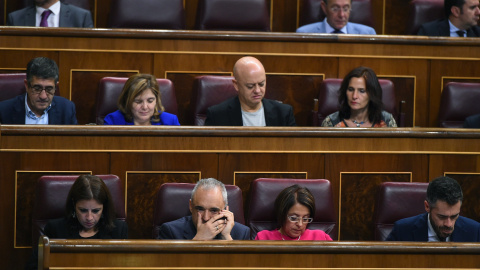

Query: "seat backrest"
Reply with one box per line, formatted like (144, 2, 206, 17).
(63, 0, 91, 11)
(0, 73, 27, 102)
(438, 82, 480, 128)
(95, 77, 178, 125)
(192, 75, 238, 126)
(152, 182, 245, 238)
(108, 0, 185, 29)
(315, 78, 398, 126)
(195, 0, 270, 31)
(373, 182, 428, 240)
(405, 0, 444, 35)
(247, 178, 337, 240)
(298, 0, 375, 29)
(32, 175, 126, 245)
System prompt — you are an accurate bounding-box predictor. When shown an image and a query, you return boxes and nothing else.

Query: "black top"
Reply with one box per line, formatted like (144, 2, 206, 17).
(25, 218, 128, 270)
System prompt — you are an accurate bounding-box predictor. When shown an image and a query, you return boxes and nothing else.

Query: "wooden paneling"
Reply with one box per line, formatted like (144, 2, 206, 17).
(340, 173, 411, 240)
(125, 171, 200, 239)
(40, 239, 480, 269)
(2, 126, 480, 269)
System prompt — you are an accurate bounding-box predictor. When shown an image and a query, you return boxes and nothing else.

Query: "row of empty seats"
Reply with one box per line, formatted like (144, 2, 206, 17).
(11, 0, 444, 34)
(0, 73, 477, 127)
(33, 175, 430, 242)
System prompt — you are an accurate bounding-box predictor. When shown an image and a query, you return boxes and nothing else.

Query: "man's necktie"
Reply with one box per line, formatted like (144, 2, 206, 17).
(40, 10, 52, 27)
(456, 30, 466, 37)
(332, 29, 344, 34)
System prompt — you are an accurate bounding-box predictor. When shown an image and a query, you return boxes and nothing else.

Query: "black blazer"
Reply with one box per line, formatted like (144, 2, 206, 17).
(205, 96, 296, 126)
(417, 18, 480, 37)
(464, 114, 480, 128)
(157, 215, 250, 240)
(0, 94, 78, 124)
(26, 218, 128, 270)
(386, 213, 480, 242)
(7, 3, 94, 27)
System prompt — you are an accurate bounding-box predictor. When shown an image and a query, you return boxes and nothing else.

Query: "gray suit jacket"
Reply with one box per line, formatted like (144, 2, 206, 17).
(296, 18, 376, 34)
(7, 3, 93, 27)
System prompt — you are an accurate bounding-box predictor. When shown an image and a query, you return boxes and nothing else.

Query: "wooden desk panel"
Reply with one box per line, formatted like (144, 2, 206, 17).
(39, 238, 480, 269)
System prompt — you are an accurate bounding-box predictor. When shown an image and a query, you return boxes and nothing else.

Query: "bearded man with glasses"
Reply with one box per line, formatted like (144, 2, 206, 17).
(296, 0, 376, 34)
(0, 57, 77, 125)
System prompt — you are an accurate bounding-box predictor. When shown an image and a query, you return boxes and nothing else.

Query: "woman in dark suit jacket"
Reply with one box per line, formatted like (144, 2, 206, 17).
(26, 175, 127, 269)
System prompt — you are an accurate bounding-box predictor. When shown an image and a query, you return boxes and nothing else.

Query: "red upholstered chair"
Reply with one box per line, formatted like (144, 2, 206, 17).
(298, 0, 375, 29)
(32, 175, 126, 245)
(313, 78, 403, 126)
(152, 182, 245, 239)
(438, 82, 480, 128)
(405, 0, 444, 35)
(108, 0, 185, 29)
(195, 0, 270, 31)
(373, 182, 428, 241)
(192, 75, 238, 126)
(0, 73, 26, 102)
(247, 178, 337, 240)
(95, 77, 178, 125)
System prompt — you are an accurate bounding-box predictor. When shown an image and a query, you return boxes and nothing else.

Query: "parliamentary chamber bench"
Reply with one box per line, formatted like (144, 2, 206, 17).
(1, 16, 480, 268)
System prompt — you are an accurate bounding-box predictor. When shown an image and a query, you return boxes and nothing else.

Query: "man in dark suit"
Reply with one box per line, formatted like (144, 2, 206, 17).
(386, 176, 480, 242)
(0, 57, 77, 125)
(463, 113, 480, 128)
(157, 178, 250, 240)
(7, 0, 93, 27)
(205, 56, 296, 126)
(417, 0, 480, 37)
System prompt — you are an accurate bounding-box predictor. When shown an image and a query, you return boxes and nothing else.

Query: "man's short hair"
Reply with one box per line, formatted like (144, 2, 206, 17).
(426, 176, 463, 207)
(191, 178, 228, 206)
(445, 0, 466, 17)
(26, 57, 59, 84)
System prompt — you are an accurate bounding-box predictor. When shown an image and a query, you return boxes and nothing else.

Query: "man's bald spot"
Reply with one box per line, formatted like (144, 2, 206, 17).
(233, 57, 265, 81)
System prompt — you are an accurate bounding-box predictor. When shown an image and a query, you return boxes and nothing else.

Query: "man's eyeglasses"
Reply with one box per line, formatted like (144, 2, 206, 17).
(287, 215, 313, 223)
(330, 6, 351, 13)
(193, 206, 222, 215)
(29, 84, 55, 95)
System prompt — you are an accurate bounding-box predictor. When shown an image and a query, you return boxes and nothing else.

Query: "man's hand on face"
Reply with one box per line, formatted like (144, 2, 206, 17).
(219, 208, 235, 240)
(193, 211, 227, 240)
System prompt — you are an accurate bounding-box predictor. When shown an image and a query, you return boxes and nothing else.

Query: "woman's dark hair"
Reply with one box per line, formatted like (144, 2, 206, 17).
(117, 74, 165, 123)
(274, 185, 316, 228)
(65, 175, 116, 233)
(338, 66, 383, 124)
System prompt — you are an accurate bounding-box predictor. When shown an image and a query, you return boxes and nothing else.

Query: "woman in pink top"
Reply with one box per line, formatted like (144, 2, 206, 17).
(255, 185, 332, 241)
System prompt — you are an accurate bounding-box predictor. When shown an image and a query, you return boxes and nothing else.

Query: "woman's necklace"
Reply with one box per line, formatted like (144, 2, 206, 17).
(280, 231, 301, 240)
(352, 120, 364, 127)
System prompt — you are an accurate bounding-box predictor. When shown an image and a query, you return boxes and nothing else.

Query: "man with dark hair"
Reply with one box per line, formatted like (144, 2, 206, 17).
(7, 0, 93, 27)
(157, 178, 250, 240)
(0, 57, 77, 124)
(417, 0, 480, 37)
(386, 176, 480, 242)
(296, 0, 376, 34)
